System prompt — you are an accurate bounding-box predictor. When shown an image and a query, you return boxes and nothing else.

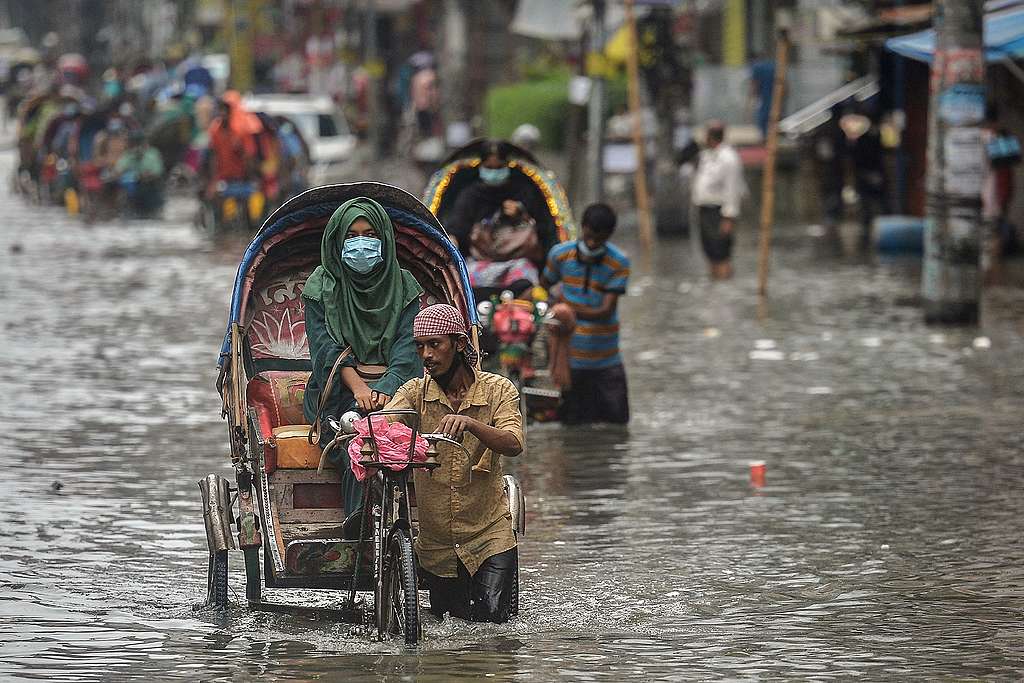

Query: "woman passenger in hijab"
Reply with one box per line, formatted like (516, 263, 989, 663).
(447, 141, 557, 260)
(446, 141, 557, 296)
(302, 197, 424, 518)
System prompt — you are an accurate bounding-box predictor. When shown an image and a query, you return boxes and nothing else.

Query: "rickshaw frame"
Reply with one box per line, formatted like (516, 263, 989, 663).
(201, 182, 504, 645)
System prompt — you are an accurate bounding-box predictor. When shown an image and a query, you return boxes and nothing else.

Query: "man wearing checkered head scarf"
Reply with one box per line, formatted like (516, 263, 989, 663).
(384, 303, 523, 623)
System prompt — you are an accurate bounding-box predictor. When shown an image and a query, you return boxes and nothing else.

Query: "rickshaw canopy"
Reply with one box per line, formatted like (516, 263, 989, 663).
(219, 183, 477, 367)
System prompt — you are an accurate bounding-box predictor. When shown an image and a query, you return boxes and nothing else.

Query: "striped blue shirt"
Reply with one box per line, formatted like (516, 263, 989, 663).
(543, 241, 630, 370)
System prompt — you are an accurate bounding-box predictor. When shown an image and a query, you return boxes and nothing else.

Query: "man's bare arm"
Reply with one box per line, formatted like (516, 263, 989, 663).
(568, 292, 619, 321)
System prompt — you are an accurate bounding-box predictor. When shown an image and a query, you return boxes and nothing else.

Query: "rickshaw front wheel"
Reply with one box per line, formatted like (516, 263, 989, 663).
(379, 529, 420, 645)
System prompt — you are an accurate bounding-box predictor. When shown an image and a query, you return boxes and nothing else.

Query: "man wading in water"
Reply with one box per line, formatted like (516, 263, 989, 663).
(384, 304, 523, 623)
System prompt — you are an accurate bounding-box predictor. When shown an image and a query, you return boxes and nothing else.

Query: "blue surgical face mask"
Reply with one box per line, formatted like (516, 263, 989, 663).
(577, 240, 606, 259)
(479, 166, 510, 186)
(342, 235, 383, 274)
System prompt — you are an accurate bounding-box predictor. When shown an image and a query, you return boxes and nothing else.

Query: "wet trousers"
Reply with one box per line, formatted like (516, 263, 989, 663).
(698, 204, 734, 264)
(421, 547, 518, 623)
(559, 363, 630, 425)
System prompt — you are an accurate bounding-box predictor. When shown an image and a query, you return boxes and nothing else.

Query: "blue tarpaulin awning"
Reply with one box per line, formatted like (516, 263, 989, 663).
(886, 6, 1024, 63)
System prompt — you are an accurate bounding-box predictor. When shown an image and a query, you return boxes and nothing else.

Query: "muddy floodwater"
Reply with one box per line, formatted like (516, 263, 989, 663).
(2, 151, 1024, 681)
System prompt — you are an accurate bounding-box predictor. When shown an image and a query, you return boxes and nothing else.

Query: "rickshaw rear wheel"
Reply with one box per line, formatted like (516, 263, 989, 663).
(206, 549, 228, 607)
(380, 529, 419, 645)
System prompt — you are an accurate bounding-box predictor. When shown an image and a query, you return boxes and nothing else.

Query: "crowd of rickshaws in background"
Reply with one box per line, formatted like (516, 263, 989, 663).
(7, 51, 585, 426)
(10, 55, 311, 231)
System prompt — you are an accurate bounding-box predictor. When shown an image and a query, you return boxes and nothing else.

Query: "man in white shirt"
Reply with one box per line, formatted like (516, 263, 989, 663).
(692, 120, 745, 279)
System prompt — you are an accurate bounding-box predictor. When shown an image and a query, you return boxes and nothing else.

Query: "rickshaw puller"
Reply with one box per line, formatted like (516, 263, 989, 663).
(384, 304, 523, 624)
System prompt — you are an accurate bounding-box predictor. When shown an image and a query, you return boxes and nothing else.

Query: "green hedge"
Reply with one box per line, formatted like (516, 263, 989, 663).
(484, 75, 627, 152)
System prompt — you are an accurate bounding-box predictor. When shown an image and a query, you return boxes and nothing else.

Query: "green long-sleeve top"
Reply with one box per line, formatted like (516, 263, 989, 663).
(303, 298, 423, 423)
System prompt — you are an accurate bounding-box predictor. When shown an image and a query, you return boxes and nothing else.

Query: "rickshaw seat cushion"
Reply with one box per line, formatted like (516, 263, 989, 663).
(273, 425, 322, 469)
(247, 370, 310, 431)
(247, 370, 312, 473)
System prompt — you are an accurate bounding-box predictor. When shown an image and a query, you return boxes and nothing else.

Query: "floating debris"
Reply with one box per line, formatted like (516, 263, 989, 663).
(750, 461, 766, 487)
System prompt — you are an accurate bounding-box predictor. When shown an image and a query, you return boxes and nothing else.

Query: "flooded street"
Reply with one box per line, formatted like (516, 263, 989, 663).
(2, 148, 1024, 680)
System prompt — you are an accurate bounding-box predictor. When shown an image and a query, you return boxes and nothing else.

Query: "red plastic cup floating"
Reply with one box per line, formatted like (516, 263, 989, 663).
(749, 461, 766, 487)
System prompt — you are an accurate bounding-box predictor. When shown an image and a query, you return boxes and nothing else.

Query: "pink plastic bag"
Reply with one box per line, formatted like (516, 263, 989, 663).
(347, 415, 429, 482)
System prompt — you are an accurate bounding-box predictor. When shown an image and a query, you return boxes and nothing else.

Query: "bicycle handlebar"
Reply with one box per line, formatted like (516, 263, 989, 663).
(419, 433, 473, 457)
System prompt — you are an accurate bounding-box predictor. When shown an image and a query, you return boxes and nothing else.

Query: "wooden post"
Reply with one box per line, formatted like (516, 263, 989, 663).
(756, 29, 790, 319)
(624, 0, 654, 249)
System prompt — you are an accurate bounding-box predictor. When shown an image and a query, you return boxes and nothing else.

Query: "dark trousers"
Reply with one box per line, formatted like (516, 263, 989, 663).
(559, 363, 630, 425)
(421, 547, 518, 623)
(698, 204, 734, 264)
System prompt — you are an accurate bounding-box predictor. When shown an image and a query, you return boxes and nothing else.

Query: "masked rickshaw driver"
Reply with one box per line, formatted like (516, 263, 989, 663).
(302, 197, 424, 521)
(384, 304, 523, 624)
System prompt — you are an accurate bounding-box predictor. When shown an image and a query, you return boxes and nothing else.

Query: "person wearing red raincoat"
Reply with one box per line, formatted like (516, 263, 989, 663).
(206, 90, 262, 197)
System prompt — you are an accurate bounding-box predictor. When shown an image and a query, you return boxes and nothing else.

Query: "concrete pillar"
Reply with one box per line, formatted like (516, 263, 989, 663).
(439, 0, 469, 144)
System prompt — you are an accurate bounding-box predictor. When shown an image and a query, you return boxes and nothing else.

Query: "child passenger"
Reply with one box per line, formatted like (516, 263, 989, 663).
(540, 203, 630, 424)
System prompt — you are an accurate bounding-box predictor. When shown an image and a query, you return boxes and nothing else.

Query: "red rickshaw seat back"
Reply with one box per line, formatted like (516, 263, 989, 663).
(248, 370, 310, 434)
(248, 370, 312, 474)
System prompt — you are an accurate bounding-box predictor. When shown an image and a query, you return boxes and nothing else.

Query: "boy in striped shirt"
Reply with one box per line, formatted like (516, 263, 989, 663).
(541, 203, 630, 424)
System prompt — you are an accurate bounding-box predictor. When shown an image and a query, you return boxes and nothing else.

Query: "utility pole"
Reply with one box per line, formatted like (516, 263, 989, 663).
(439, 0, 469, 148)
(644, 5, 693, 237)
(587, 0, 607, 205)
(922, 0, 986, 324)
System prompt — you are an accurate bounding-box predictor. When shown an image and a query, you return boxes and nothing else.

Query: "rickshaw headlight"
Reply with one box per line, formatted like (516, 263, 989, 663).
(340, 410, 361, 434)
(477, 301, 493, 317)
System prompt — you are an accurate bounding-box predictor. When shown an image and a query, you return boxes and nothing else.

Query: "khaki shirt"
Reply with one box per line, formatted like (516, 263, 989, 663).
(385, 370, 522, 577)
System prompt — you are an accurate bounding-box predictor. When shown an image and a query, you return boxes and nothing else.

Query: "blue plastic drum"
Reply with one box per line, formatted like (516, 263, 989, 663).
(875, 215, 924, 255)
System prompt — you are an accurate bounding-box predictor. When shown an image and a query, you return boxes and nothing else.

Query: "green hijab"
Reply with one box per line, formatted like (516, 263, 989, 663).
(302, 197, 423, 364)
